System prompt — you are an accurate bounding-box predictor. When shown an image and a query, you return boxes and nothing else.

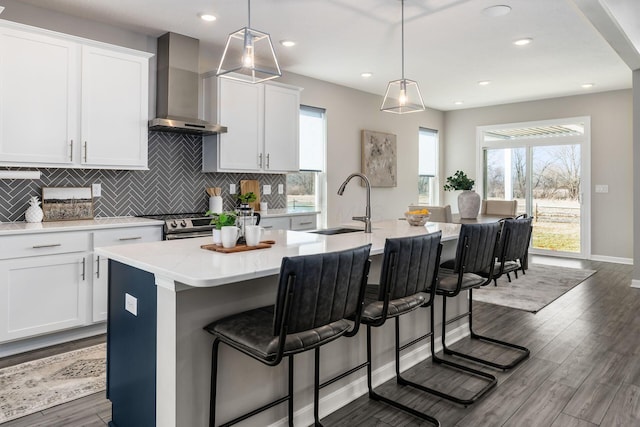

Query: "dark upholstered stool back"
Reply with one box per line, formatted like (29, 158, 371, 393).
(273, 244, 372, 336)
(499, 217, 533, 262)
(378, 231, 441, 301)
(453, 222, 502, 274)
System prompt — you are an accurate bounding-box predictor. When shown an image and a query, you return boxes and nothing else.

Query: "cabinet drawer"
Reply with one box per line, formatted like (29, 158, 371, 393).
(290, 215, 317, 231)
(0, 231, 90, 260)
(260, 217, 290, 231)
(93, 226, 162, 248)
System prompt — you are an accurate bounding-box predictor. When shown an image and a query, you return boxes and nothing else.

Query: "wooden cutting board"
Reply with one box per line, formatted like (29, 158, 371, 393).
(201, 240, 275, 253)
(239, 179, 261, 211)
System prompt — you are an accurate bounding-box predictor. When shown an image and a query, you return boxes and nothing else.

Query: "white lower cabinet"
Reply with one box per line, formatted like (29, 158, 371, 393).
(0, 223, 161, 344)
(0, 253, 88, 342)
(260, 214, 317, 231)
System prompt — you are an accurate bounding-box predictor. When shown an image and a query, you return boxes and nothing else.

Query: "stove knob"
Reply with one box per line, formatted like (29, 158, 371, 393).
(170, 220, 178, 228)
(180, 220, 187, 227)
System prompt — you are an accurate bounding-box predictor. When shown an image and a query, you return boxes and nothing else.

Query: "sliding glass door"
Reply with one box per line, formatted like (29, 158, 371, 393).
(478, 118, 590, 258)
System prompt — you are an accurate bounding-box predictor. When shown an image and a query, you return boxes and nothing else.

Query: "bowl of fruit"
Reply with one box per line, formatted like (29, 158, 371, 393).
(405, 208, 431, 226)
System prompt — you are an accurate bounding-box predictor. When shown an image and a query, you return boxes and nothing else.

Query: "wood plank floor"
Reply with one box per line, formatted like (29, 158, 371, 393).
(1, 256, 638, 427)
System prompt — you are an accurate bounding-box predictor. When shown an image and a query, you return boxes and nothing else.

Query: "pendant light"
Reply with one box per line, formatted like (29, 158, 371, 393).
(217, 0, 281, 83)
(380, 0, 425, 114)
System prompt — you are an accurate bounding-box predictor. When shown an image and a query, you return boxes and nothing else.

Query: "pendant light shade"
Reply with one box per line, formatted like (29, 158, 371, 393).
(381, 0, 425, 114)
(217, 0, 281, 83)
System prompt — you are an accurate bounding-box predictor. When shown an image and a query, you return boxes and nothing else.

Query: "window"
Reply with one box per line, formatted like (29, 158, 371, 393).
(286, 106, 326, 214)
(418, 128, 438, 205)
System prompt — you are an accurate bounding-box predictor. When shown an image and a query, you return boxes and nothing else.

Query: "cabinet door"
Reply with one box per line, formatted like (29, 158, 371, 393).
(0, 253, 88, 342)
(260, 217, 291, 231)
(81, 46, 148, 169)
(92, 226, 162, 322)
(0, 27, 78, 165)
(264, 84, 300, 172)
(218, 79, 263, 171)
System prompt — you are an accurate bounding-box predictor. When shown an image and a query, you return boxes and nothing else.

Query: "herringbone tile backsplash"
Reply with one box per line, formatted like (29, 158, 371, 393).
(0, 132, 287, 222)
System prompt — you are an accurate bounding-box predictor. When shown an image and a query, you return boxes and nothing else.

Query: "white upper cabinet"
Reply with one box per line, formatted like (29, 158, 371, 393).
(0, 20, 151, 170)
(81, 46, 148, 168)
(202, 76, 301, 173)
(0, 27, 79, 165)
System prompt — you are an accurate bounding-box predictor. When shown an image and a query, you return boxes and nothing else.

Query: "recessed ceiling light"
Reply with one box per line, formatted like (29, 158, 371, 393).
(361, 72, 373, 78)
(454, 101, 464, 105)
(280, 40, 296, 47)
(478, 80, 491, 86)
(514, 38, 533, 46)
(482, 5, 512, 17)
(581, 83, 595, 89)
(198, 13, 217, 22)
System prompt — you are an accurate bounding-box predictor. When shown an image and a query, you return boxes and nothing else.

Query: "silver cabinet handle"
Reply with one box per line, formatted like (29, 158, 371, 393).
(32, 243, 62, 249)
(299, 221, 313, 225)
(96, 255, 101, 279)
(266, 153, 270, 169)
(82, 257, 86, 281)
(69, 140, 74, 162)
(259, 153, 263, 168)
(83, 141, 88, 162)
(263, 225, 273, 229)
(118, 236, 142, 241)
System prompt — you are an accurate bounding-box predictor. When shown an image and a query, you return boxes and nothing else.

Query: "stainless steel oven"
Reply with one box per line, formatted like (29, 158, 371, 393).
(138, 214, 214, 240)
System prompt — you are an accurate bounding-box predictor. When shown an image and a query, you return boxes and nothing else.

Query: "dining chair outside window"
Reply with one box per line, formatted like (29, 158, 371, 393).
(203, 244, 372, 427)
(481, 200, 518, 217)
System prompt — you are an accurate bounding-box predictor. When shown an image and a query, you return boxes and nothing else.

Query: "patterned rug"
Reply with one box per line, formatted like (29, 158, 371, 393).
(473, 264, 596, 313)
(0, 343, 106, 423)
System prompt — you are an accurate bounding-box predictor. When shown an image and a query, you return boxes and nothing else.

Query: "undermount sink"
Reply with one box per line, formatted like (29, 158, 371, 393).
(309, 227, 363, 235)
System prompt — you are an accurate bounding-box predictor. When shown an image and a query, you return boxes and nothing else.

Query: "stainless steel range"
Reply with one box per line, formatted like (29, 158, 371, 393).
(139, 213, 213, 240)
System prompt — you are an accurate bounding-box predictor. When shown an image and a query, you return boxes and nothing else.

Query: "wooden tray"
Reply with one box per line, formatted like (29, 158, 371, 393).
(201, 240, 275, 254)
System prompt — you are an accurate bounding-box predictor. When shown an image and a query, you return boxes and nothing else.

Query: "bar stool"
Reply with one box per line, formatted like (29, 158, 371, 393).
(484, 216, 533, 286)
(318, 232, 443, 426)
(203, 244, 372, 427)
(436, 223, 529, 380)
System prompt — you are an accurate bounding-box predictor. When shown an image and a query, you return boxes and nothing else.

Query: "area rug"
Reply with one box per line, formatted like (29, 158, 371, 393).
(0, 343, 106, 423)
(472, 264, 596, 313)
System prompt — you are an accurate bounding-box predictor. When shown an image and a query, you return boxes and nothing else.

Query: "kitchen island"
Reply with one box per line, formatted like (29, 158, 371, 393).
(96, 219, 469, 427)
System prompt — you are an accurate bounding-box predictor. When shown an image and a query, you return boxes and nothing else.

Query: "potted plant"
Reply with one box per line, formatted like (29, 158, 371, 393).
(444, 170, 481, 219)
(237, 192, 257, 207)
(206, 211, 237, 244)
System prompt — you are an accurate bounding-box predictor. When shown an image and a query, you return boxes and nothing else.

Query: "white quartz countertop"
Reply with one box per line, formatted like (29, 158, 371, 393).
(0, 217, 164, 236)
(95, 220, 461, 289)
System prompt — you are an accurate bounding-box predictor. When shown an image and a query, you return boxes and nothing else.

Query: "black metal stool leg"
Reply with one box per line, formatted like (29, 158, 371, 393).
(289, 356, 294, 427)
(442, 290, 529, 371)
(210, 339, 221, 427)
(314, 347, 324, 427)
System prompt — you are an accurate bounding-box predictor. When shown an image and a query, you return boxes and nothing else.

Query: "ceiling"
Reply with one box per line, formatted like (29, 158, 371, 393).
(12, 0, 637, 111)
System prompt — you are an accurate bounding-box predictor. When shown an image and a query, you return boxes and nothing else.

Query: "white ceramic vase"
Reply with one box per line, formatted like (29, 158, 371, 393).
(458, 190, 481, 219)
(25, 196, 44, 223)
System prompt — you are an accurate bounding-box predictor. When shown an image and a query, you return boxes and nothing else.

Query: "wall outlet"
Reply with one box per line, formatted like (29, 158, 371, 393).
(278, 184, 284, 194)
(263, 185, 271, 195)
(92, 183, 101, 197)
(595, 184, 608, 193)
(125, 293, 138, 316)
(230, 184, 236, 194)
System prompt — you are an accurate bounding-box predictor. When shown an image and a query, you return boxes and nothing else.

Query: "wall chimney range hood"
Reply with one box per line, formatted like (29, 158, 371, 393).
(149, 32, 227, 136)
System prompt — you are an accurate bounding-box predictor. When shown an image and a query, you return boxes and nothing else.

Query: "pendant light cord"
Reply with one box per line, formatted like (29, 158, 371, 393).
(401, 0, 405, 80)
(247, 0, 251, 28)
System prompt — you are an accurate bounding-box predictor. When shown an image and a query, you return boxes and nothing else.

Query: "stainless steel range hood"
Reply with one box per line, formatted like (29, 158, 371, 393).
(149, 32, 227, 136)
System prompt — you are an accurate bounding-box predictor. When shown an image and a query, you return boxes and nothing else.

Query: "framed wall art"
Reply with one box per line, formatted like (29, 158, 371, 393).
(361, 130, 397, 187)
(42, 187, 94, 221)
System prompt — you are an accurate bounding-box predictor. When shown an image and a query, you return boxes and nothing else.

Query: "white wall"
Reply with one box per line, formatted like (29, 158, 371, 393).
(443, 90, 633, 260)
(278, 73, 445, 228)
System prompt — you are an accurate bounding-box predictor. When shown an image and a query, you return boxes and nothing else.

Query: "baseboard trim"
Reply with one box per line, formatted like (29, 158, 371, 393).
(631, 279, 640, 289)
(268, 323, 469, 427)
(590, 254, 633, 265)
